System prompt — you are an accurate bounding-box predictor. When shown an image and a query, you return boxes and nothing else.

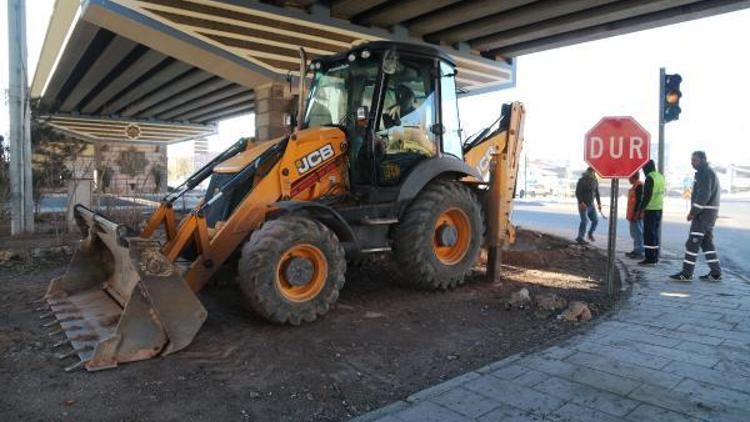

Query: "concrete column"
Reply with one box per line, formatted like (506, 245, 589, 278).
(7, 0, 34, 234)
(254, 82, 293, 141)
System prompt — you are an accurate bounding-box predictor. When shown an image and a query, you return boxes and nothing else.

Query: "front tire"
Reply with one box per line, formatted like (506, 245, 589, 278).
(393, 180, 484, 290)
(238, 216, 346, 325)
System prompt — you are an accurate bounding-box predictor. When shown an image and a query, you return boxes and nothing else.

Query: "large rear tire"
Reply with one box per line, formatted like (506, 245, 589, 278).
(393, 180, 483, 290)
(238, 216, 346, 325)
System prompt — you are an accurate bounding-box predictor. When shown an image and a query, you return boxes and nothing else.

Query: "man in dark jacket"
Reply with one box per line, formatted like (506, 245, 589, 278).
(670, 151, 722, 281)
(638, 159, 665, 265)
(575, 167, 602, 244)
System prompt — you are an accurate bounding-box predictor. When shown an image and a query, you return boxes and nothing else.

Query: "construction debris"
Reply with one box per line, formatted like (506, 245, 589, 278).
(507, 287, 531, 307)
(0, 249, 22, 266)
(559, 301, 592, 322)
(534, 293, 568, 312)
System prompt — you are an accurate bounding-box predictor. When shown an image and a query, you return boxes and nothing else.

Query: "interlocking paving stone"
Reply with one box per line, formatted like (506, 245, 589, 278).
(592, 330, 681, 348)
(474, 354, 523, 375)
(672, 378, 750, 412)
(587, 337, 720, 368)
(353, 401, 410, 422)
(663, 360, 750, 395)
(406, 371, 482, 403)
(536, 345, 577, 361)
(628, 383, 749, 421)
(676, 319, 737, 331)
(462, 374, 566, 414)
(597, 320, 726, 345)
(510, 369, 550, 388)
(393, 401, 472, 422)
(624, 403, 699, 422)
(674, 340, 750, 364)
(712, 359, 750, 378)
(475, 405, 546, 422)
(564, 351, 685, 389)
(721, 338, 750, 351)
(488, 364, 528, 380)
(531, 376, 640, 417)
(675, 324, 750, 344)
(429, 387, 504, 419)
(517, 355, 642, 396)
(552, 402, 628, 422)
(571, 341, 672, 369)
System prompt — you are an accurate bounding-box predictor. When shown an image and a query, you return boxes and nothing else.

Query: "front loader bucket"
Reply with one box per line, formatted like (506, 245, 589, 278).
(41, 205, 207, 371)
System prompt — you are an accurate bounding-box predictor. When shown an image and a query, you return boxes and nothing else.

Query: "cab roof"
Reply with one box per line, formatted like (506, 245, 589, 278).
(314, 41, 455, 68)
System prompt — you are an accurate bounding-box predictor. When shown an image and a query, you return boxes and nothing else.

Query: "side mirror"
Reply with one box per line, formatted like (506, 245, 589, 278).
(430, 123, 445, 135)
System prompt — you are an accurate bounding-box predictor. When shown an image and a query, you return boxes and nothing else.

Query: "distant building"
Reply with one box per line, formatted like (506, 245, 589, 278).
(193, 138, 210, 169)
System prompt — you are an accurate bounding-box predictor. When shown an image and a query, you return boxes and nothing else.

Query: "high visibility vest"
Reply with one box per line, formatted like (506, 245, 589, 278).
(646, 171, 665, 211)
(626, 180, 643, 221)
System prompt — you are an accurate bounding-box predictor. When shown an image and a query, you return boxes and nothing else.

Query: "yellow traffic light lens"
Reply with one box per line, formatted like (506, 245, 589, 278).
(666, 90, 680, 104)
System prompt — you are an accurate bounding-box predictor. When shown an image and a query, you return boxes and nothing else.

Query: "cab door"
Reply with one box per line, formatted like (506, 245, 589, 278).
(374, 55, 439, 186)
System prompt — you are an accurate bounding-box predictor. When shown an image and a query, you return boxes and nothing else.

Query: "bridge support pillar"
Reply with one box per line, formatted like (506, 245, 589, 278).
(254, 82, 292, 141)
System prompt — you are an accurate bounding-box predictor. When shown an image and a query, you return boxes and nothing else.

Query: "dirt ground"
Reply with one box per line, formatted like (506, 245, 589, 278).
(0, 230, 621, 421)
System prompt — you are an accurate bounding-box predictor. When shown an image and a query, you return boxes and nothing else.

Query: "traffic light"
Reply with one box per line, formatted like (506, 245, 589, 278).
(663, 73, 682, 123)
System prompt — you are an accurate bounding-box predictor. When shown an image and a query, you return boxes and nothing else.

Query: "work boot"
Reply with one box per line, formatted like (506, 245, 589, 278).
(626, 252, 644, 259)
(669, 272, 692, 281)
(575, 238, 588, 245)
(637, 260, 656, 266)
(587, 233, 596, 242)
(699, 272, 722, 282)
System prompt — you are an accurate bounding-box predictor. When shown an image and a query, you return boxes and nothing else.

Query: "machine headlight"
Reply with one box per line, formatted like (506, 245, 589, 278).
(361, 50, 370, 59)
(348, 53, 356, 62)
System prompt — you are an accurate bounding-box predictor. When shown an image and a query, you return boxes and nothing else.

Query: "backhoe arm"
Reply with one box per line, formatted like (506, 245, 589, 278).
(463, 102, 525, 281)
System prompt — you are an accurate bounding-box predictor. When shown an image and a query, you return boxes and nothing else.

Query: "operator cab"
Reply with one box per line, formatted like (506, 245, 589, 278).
(304, 42, 463, 201)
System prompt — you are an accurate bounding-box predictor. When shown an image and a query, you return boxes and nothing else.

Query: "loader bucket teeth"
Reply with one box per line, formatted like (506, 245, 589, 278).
(42, 205, 207, 371)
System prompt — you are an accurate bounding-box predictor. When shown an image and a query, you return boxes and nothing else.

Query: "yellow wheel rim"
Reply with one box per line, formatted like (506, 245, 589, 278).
(275, 244, 328, 302)
(433, 208, 471, 266)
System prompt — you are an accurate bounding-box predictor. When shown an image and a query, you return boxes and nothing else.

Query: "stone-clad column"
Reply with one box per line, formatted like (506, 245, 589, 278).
(254, 82, 293, 141)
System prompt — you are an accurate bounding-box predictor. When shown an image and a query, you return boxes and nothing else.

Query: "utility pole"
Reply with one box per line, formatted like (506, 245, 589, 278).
(8, 0, 34, 234)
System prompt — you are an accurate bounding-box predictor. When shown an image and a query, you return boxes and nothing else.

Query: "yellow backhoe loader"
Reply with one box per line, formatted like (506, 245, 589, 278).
(38, 41, 524, 371)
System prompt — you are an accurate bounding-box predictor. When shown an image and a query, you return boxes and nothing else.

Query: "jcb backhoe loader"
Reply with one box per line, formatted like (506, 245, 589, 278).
(39, 41, 524, 371)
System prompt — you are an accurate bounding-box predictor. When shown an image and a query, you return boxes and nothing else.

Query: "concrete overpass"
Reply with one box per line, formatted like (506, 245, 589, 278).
(31, 0, 750, 142)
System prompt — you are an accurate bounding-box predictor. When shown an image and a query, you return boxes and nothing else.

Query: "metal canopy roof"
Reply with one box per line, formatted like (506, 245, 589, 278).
(33, 0, 750, 141)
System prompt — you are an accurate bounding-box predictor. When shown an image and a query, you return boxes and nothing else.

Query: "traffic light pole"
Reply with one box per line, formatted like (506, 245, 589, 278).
(658, 67, 666, 174)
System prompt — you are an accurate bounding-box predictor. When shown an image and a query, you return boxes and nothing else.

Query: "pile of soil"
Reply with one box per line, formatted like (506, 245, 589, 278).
(0, 230, 620, 421)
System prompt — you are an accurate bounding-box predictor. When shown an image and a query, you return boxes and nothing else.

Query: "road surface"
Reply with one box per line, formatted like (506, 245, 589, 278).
(513, 197, 750, 277)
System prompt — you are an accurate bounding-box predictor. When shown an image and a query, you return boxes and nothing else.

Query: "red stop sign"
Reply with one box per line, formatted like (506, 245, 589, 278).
(584, 116, 650, 178)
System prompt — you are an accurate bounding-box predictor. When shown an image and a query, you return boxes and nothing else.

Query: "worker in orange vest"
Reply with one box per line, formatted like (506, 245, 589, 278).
(625, 171, 645, 259)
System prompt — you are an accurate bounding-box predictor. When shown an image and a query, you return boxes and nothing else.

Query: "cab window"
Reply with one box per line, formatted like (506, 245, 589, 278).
(440, 61, 462, 158)
(375, 56, 437, 185)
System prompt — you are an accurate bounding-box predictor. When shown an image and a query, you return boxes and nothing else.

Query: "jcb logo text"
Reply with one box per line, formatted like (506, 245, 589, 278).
(296, 144, 334, 175)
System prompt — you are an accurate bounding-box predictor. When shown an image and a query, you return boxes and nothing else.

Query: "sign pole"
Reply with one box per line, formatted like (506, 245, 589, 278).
(605, 179, 619, 297)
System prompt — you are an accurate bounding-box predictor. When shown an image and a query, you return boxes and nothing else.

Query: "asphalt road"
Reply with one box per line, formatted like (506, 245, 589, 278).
(513, 197, 750, 278)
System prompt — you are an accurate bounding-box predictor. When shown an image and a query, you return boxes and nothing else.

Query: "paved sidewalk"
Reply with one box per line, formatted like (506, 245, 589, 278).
(356, 255, 750, 421)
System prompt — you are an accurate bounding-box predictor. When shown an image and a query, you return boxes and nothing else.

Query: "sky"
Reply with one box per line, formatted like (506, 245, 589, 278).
(2, 1, 749, 178)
